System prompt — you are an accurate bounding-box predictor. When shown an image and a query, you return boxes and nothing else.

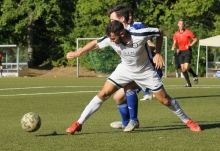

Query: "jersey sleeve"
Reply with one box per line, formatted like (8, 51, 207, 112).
(97, 36, 110, 49)
(173, 32, 177, 41)
(129, 27, 160, 37)
(132, 22, 145, 29)
(187, 30, 195, 38)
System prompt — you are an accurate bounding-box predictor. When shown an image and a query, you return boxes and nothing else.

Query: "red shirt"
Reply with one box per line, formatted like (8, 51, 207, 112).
(173, 29, 195, 51)
(0, 53, 2, 61)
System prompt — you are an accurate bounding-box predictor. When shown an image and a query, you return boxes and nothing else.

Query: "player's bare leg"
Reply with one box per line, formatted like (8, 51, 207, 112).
(66, 81, 118, 134)
(153, 88, 201, 132)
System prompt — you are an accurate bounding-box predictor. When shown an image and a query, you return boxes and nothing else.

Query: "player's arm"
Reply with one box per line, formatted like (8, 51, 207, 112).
(67, 40, 99, 59)
(154, 28, 163, 54)
(189, 37, 198, 47)
(186, 30, 198, 49)
(153, 28, 164, 69)
(172, 40, 177, 51)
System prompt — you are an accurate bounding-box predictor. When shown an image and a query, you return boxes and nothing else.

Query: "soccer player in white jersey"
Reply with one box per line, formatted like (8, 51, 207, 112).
(66, 20, 201, 134)
(108, 5, 162, 131)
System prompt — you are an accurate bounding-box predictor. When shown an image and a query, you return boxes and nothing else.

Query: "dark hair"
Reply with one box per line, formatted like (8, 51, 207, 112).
(108, 4, 130, 22)
(106, 20, 124, 36)
(128, 7, 133, 16)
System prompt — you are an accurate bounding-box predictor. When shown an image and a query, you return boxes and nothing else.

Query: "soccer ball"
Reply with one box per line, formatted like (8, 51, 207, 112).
(21, 112, 41, 132)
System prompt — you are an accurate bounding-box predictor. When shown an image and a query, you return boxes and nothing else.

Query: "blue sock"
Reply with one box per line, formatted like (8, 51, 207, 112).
(117, 104, 129, 126)
(142, 90, 150, 95)
(126, 90, 138, 121)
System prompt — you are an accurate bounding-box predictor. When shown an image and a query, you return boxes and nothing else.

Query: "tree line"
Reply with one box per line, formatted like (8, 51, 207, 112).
(0, 0, 219, 76)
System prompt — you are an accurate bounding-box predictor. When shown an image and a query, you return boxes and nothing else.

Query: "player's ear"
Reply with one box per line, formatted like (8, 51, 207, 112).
(119, 31, 124, 37)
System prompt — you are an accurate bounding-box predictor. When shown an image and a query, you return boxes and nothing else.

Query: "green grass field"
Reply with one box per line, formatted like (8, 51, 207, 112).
(0, 77, 220, 151)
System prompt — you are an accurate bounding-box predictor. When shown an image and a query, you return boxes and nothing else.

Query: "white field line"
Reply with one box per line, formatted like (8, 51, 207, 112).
(0, 85, 220, 91)
(0, 85, 219, 97)
(0, 91, 99, 97)
(0, 86, 102, 91)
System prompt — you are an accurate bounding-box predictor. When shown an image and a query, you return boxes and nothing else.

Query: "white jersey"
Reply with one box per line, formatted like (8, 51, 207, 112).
(97, 28, 160, 72)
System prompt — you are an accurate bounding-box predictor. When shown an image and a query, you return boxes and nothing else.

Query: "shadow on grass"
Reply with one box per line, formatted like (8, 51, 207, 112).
(137, 122, 220, 132)
(174, 94, 220, 100)
(35, 122, 220, 136)
(35, 130, 121, 137)
(35, 131, 66, 137)
(199, 122, 220, 130)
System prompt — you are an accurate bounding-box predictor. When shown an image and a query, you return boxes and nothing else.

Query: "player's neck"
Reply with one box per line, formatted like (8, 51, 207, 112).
(121, 31, 131, 45)
(179, 28, 185, 33)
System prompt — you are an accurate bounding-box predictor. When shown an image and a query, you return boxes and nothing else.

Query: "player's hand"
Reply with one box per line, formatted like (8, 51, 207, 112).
(153, 53, 164, 69)
(185, 45, 191, 49)
(66, 48, 82, 59)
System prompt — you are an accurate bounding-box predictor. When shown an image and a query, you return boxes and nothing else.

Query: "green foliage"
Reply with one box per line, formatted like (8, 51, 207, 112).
(89, 47, 120, 74)
(0, 0, 219, 76)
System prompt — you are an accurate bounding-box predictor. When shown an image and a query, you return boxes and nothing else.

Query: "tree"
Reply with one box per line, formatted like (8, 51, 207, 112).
(0, 0, 76, 67)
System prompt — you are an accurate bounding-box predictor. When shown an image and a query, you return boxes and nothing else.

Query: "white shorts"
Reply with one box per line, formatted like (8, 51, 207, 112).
(107, 63, 163, 92)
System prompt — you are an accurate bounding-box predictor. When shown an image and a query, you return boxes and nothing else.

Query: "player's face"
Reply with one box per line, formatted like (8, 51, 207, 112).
(178, 21, 185, 30)
(110, 12, 123, 23)
(108, 32, 122, 44)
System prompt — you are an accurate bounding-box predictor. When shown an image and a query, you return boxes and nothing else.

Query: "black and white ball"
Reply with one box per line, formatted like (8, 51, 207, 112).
(21, 112, 41, 132)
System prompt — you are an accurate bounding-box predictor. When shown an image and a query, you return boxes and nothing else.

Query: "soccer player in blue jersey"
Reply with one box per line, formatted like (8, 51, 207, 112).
(66, 20, 201, 134)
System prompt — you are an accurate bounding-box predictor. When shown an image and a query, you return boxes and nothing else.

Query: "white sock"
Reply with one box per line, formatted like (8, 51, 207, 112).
(167, 98, 190, 123)
(77, 95, 103, 124)
(176, 73, 178, 78)
(181, 72, 184, 77)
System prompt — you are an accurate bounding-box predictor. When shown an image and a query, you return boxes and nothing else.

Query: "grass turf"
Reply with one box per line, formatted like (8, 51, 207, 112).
(0, 77, 220, 151)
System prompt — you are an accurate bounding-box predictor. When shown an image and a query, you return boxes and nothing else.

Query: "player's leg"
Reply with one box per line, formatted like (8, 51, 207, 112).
(66, 80, 119, 134)
(181, 63, 192, 87)
(179, 66, 184, 78)
(111, 81, 140, 131)
(185, 52, 198, 84)
(124, 82, 139, 123)
(153, 88, 201, 132)
(179, 51, 191, 87)
(175, 68, 178, 78)
(111, 88, 129, 128)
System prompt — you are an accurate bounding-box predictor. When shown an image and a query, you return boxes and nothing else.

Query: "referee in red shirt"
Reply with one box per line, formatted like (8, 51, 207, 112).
(172, 19, 198, 87)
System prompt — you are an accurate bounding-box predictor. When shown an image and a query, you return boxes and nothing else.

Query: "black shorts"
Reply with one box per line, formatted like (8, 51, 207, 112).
(178, 50, 192, 64)
(175, 63, 181, 70)
(0, 61, 2, 66)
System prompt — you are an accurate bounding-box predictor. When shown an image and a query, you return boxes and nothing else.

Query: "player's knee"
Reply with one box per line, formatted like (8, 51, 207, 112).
(161, 98, 171, 106)
(181, 68, 187, 72)
(98, 91, 111, 101)
(113, 94, 126, 104)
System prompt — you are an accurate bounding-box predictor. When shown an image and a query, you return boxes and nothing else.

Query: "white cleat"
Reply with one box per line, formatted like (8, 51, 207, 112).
(110, 121, 125, 129)
(140, 94, 152, 101)
(124, 120, 139, 132)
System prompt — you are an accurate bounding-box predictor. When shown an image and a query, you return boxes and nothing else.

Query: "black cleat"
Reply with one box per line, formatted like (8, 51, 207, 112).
(185, 83, 192, 87)
(193, 77, 198, 84)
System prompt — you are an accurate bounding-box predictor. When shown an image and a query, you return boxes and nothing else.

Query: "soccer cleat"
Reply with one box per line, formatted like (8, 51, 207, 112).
(110, 121, 125, 129)
(193, 77, 198, 84)
(124, 120, 139, 132)
(185, 83, 192, 87)
(186, 119, 201, 132)
(140, 94, 152, 101)
(66, 122, 82, 134)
